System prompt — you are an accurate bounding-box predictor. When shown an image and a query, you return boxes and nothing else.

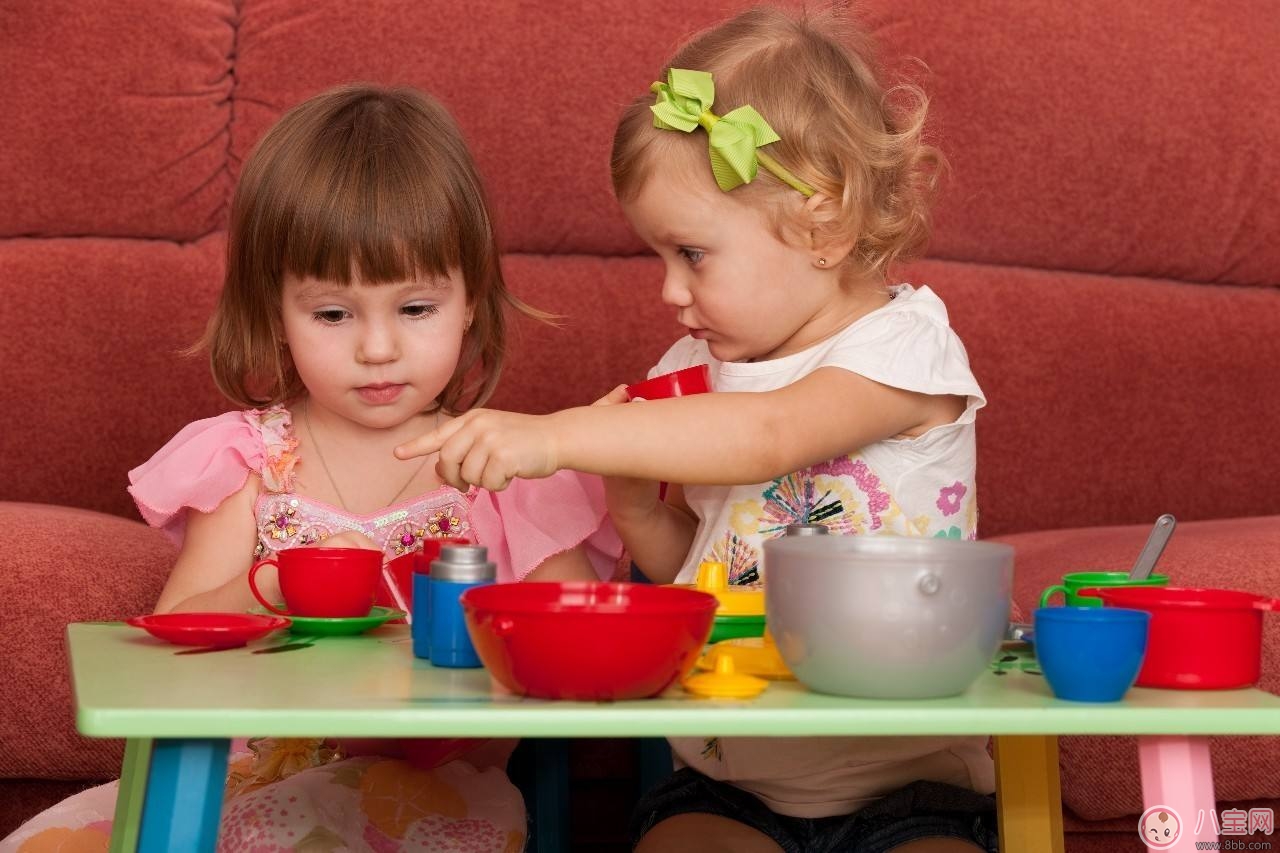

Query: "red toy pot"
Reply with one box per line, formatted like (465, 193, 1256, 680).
(460, 582, 717, 700)
(1084, 586, 1279, 689)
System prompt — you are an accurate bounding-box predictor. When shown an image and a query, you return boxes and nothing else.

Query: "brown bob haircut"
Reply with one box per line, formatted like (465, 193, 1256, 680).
(612, 6, 944, 284)
(204, 83, 543, 412)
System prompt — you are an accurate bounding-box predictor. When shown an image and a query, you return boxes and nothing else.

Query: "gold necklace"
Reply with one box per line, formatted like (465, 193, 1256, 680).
(301, 401, 437, 512)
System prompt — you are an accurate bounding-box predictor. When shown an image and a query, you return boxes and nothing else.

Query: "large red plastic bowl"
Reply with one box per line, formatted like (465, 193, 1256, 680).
(1085, 586, 1279, 689)
(460, 582, 717, 700)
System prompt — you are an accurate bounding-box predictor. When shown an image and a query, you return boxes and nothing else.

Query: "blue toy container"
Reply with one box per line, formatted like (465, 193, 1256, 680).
(425, 544, 495, 668)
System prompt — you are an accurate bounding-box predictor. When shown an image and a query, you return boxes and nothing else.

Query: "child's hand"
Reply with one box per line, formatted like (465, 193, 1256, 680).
(592, 384, 631, 407)
(395, 410, 559, 492)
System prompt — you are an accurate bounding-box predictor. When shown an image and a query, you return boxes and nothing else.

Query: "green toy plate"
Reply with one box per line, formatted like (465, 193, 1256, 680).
(256, 606, 405, 637)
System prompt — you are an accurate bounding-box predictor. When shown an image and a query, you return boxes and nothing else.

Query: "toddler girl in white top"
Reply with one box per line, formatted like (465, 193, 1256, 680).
(399, 7, 996, 852)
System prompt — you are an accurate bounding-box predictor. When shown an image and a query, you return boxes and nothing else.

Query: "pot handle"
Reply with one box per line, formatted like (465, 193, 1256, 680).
(917, 573, 941, 596)
(1254, 598, 1280, 613)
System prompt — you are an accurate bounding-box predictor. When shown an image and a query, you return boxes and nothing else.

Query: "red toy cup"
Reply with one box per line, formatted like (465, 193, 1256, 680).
(625, 365, 712, 401)
(1084, 586, 1279, 689)
(413, 536, 473, 575)
(249, 547, 382, 618)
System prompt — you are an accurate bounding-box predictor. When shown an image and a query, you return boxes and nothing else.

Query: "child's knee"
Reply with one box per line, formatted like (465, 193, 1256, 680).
(219, 757, 526, 852)
(636, 813, 783, 853)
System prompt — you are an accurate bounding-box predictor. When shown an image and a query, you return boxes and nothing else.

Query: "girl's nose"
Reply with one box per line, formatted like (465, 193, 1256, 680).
(356, 321, 399, 364)
(660, 270, 693, 309)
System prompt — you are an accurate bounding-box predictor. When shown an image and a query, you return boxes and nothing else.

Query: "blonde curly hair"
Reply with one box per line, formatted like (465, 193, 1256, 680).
(612, 5, 944, 284)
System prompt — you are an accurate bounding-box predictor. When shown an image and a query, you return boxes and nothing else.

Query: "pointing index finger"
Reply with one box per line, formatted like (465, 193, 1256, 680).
(394, 415, 463, 460)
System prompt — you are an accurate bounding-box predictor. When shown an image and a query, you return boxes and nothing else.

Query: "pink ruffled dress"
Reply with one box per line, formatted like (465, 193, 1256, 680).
(5, 406, 623, 853)
(129, 405, 623, 586)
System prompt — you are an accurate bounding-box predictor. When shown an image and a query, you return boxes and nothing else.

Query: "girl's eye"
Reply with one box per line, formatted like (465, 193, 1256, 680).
(401, 303, 440, 319)
(677, 247, 705, 266)
(312, 309, 349, 324)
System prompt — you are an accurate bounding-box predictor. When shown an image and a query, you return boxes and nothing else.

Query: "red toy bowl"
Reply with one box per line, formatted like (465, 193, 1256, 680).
(1084, 586, 1279, 689)
(126, 613, 291, 648)
(460, 582, 717, 700)
(625, 365, 712, 401)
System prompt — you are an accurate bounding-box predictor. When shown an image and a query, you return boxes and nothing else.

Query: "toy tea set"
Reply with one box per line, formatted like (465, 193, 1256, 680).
(126, 367, 1278, 704)
(124, 513, 1279, 705)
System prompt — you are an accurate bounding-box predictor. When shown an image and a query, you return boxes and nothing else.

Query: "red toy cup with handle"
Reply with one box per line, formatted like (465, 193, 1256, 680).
(249, 547, 382, 618)
(625, 364, 712, 401)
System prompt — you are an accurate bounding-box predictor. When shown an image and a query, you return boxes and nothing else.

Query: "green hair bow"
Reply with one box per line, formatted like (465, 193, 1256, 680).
(649, 68, 814, 196)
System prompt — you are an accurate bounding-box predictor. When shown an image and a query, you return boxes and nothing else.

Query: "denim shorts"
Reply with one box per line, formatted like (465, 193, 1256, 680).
(630, 769, 999, 853)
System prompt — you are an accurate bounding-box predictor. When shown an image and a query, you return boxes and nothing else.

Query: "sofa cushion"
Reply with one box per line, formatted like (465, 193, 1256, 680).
(859, 0, 1280, 286)
(228, 1, 736, 257)
(0, 504, 174, 779)
(0, 236, 229, 518)
(488, 255, 682, 414)
(217, 0, 1280, 281)
(994, 515, 1280, 821)
(0, 1, 234, 240)
(907, 258, 1280, 537)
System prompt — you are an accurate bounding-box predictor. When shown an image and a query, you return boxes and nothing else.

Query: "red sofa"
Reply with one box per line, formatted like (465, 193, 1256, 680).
(2, 1, 1277, 849)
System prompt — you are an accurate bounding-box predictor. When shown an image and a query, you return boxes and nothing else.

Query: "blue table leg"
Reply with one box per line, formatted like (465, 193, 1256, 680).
(136, 738, 230, 853)
(532, 739, 569, 853)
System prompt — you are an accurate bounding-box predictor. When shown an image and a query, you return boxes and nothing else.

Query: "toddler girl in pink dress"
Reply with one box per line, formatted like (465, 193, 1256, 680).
(4, 83, 620, 853)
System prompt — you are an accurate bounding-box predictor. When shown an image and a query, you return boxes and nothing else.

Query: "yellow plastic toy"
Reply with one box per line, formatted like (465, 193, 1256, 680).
(697, 628, 795, 680)
(691, 560, 764, 615)
(683, 655, 769, 699)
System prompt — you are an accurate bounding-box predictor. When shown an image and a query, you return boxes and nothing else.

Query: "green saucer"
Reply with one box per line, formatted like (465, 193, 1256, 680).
(708, 614, 766, 644)
(258, 606, 406, 637)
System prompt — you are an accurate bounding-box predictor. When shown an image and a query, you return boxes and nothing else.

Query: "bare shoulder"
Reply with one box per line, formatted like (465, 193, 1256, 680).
(153, 474, 263, 613)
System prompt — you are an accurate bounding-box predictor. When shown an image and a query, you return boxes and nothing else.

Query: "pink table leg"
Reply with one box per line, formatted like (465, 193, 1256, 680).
(1138, 735, 1217, 851)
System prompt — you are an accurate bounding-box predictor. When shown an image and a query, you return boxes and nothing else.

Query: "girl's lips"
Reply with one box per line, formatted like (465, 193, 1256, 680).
(357, 384, 404, 404)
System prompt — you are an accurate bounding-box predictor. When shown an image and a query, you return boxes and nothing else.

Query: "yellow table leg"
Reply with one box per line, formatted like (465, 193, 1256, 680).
(994, 735, 1065, 853)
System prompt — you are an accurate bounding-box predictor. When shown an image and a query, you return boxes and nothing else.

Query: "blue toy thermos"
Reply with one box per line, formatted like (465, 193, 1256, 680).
(415, 544, 494, 668)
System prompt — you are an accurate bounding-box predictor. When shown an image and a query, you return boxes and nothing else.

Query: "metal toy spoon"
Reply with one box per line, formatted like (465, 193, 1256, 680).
(1127, 514, 1176, 581)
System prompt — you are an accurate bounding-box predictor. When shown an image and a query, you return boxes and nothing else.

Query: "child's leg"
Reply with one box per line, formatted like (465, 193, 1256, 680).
(631, 769, 795, 853)
(220, 755, 526, 852)
(635, 813, 783, 853)
(0, 781, 117, 852)
(887, 839, 986, 852)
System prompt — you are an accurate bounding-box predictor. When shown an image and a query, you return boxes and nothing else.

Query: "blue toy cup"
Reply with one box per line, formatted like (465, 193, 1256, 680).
(1033, 606, 1150, 702)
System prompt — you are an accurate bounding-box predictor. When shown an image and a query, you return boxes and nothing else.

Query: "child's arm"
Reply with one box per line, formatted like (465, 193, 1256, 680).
(593, 385, 697, 583)
(522, 543, 603, 582)
(397, 366, 964, 490)
(609, 481, 698, 584)
(153, 478, 267, 614)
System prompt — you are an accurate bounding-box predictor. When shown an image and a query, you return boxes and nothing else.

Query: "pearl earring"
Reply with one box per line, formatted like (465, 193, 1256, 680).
(816, 257, 828, 267)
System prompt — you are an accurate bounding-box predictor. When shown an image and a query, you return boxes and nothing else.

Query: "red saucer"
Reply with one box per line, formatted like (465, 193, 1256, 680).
(127, 613, 291, 648)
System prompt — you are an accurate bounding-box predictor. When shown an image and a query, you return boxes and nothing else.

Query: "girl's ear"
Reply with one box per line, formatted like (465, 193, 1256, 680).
(804, 192, 856, 269)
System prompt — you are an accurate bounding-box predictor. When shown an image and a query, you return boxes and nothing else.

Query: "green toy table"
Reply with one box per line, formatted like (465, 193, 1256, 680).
(67, 623, 1280, 853)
